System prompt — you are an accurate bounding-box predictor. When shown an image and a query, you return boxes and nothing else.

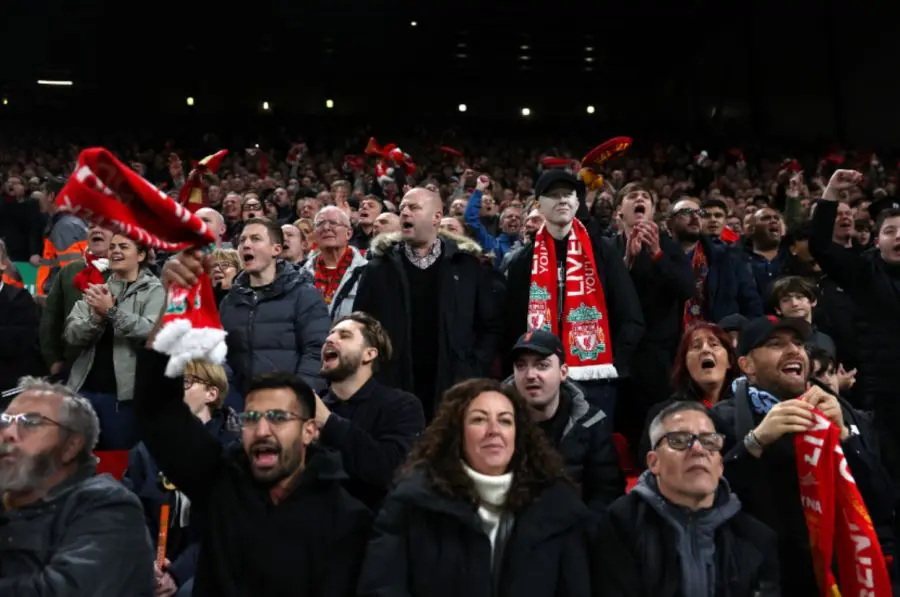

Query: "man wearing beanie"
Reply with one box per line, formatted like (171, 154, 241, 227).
(504, 168, 644, 419)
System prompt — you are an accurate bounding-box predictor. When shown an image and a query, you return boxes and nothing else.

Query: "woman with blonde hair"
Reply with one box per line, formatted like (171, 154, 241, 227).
(358, 378, 593, 597)
(210, 248, 242, 305)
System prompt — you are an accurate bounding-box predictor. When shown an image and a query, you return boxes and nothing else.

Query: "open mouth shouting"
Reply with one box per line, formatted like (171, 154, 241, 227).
(321, 344, 340, 368)
(780, 360, 805, 379)
(633, 204, 647, 217)
(700, 355, 717, 370)
(401, 220, 415, 234)
(250, 441, 281, 469)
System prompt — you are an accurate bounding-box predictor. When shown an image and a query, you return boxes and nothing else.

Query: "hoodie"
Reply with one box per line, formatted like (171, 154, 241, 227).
(632, 471, 741, 597)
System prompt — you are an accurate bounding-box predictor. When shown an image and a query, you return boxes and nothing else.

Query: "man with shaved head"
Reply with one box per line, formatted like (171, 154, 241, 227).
(196, 207, 227, 247)
(354, 187, 504, 420)
(373, 212, 401, 235)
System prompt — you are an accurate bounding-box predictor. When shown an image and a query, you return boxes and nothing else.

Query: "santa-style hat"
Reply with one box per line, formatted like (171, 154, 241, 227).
(56, 147, 226, 377)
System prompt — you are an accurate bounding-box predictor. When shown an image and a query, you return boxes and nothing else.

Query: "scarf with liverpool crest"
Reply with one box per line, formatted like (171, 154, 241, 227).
(527, 220, 616, 380)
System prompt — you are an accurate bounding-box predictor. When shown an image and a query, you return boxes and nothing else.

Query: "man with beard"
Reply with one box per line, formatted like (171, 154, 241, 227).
(351, 195, 383, 251)
(505, 169, 644, 419)
(465, 176, 521, 268)
(508, 330, 623, 515)
(314, 312, 424, 508)
(711, 316, 895, 594)
(745, 206, 790, 300)
(133, 344, 372, 597)
(669, 198, 762, 322)
(0, 379, 154, 595)
(612, 183, 694, 443)
(39, 225, 114, 379)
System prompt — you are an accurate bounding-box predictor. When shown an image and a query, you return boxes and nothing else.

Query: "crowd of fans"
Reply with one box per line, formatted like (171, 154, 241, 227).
(1, 131, 899, 596)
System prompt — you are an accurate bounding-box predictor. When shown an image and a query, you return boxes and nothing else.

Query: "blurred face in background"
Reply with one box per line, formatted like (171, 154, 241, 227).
(440, 217, 465, 236)
(87, 226, 113, 258)
(373, 212, 401, 235)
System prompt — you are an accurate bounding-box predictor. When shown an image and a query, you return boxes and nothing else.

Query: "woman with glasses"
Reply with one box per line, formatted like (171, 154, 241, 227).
(123, 360, 239, 597)
(357, 378, 593, 597)
(596, 401, 779, 597)
(64, 234, 164, 450)
(209, 248, 242, 306)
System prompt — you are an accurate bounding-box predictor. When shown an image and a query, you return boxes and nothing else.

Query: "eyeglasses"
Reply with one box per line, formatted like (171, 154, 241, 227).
(183, 375, 211, 390)
(653, 431, 725, 452)
(315, 219, 347, 230)
(236, 409, 308, 428)
(243, 202, 263, 211)
(0, 412, 74, 433)
(211, 261, 237, 271)
(673, 208, 707, 219)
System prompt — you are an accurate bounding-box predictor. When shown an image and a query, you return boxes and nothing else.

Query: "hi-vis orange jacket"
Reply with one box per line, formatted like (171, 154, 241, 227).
(36, 213, 88, 296)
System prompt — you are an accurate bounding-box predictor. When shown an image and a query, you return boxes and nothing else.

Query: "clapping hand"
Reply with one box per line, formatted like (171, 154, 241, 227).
(83, 284, 114, 318)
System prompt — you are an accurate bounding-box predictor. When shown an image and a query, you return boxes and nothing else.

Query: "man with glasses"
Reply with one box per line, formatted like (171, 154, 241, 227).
(302, 206, 368, 320)
(596, 401, 779, 596)
(133, 347, 372, 597)
(669, 197, 762, 323)
(0, 378, 154, 595)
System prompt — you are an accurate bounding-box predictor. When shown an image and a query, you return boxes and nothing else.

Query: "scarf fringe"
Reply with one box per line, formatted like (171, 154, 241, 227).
(152, 319, 228, 378)
(567, 363, 618, 381)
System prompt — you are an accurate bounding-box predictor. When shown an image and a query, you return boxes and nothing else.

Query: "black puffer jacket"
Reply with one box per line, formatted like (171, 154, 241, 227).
(219, 260, 330, 393)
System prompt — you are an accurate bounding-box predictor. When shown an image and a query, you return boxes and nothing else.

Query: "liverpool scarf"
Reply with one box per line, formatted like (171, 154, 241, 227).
(313, 247, 354, 305)
(527, 220, 616, 380)
(56, 147, 227, 377)
(683, 241, 709, 328)
(795, 409, 891, 596)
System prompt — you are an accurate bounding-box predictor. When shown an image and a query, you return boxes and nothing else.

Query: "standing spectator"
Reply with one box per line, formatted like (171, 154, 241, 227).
(302, 206, 368, 320)
(0, 174, 43, 263)
(214, 218, 330, 393)
(373, 212, 400, 235)
(465, 176, 522, 268)
(34, 178, 88, 298)
(133, 347, 372, 597)
(0, 239, 43, 393)
(769, 275, 837, 357)
(280, 224, 308, 267)
(351, 195, 383, 251)
(596, 402, 779, 596)
(0, 379, 154, 595)
(357, 379, 592, 597)
(39, 225, 113, 379)
(64, 234, 165, 449)
(315, 312, 425, 509)
(744, 206, 790, 301)
(354, 188, 504, 420)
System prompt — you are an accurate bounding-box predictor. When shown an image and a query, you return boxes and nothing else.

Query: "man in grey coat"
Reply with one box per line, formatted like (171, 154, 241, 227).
(0, 378, 154, 596)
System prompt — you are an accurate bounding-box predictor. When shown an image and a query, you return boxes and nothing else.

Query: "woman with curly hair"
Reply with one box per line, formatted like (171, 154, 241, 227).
(358, 378, 593, 597)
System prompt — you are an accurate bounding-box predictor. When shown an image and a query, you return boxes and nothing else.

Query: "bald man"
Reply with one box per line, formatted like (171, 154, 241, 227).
(196, 207, 227, 247)
(354, 188, 504, 420)
(373, 212, 401, 235)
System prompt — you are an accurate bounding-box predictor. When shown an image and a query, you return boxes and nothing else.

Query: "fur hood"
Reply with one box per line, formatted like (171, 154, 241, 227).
(368, 230, 484, 258)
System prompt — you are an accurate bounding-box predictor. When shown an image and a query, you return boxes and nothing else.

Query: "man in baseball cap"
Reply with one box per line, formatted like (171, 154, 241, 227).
(507, 329, 624, 515)
(736, 315, 812, 357)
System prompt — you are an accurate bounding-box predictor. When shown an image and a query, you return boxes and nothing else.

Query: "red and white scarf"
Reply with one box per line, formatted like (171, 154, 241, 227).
(795, 409, 891, 596)
(527, 220, 616, 380)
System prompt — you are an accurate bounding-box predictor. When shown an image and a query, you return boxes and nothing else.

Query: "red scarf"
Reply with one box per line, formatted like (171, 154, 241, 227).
(72, 251, 109, 293)
(527, 220, 616, 380)
(795, 410, 891, 596)
(683, 241, 709, 328)
(313, 247, 354, 305)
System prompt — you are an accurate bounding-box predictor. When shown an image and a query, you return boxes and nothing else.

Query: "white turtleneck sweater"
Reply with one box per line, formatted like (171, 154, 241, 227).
(462, 462, 513, 550)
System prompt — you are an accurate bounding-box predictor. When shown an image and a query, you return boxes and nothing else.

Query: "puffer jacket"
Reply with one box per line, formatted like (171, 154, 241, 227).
(301, 246, 368, 320)
(65, 268, 165, 401)
(219, 260, 330, 393)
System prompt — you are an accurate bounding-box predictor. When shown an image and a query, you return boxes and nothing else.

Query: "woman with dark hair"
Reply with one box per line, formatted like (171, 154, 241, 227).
(358, 378, 593, 597)
(639, 322, 740, 466)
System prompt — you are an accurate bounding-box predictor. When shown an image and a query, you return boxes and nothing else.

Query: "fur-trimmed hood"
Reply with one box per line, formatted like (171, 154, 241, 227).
(367, 230, 484, 258)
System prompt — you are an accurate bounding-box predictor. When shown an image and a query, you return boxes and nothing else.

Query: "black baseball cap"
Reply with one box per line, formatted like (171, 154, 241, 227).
(737, 316, 813, 357)
(717, 313, 749, 333)
(533, 169, 584, 200)
(510, 329, 565, 363)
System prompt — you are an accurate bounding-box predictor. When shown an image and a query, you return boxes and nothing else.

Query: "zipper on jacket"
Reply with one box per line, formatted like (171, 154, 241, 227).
(557, 262, 565, 329)
(247, 292, 257, 387)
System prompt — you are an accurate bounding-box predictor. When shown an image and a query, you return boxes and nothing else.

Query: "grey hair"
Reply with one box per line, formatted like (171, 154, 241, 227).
(16, 377, 100, 463)
(314, 205, 351, 228)
(647, 401, 710, 449)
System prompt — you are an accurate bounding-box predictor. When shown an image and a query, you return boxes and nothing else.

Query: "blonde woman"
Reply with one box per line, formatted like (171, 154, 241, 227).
(210, 248, 242, 305)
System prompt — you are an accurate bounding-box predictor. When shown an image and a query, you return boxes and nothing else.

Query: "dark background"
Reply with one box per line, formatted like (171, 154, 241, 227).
(2, 0, 899, 145)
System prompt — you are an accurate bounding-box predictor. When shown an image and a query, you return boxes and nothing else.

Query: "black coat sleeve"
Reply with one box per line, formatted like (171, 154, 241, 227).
(472, 263, 506, 375)
(730, 250, 764, 317)
(597, 238, 645, 376)
(133, 348, 226, 508)
(318, 393, 425, 489)
(0, 288, 39, 359)
(313, 492, 373, 597)
(356, 493, 413, 597)
(809, 201, 868, 293)
(653, 233, 695, 302)
(293, 284, 329, 393)
(582, 416, 626, 517)
(592, 505, 644, 597)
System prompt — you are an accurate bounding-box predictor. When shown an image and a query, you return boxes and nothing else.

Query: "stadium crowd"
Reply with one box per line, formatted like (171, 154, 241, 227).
(0, 130, 899, 596)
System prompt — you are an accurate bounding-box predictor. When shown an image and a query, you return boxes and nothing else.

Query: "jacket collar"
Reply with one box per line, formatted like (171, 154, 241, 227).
(367, 229, 483, 259)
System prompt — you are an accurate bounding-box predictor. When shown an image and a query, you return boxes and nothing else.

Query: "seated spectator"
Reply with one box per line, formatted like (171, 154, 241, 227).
(0, 378, 154, 595)
(134, 347, 372, 597)
(64, 234, 165, 450)
(122, 359, 239, 597)
(596, 401, 779, 596)
(314, 312, 425, 509)
(769, 275, 836, 357)
(508, 330, 623, 515)
(357, 379, 592, 597)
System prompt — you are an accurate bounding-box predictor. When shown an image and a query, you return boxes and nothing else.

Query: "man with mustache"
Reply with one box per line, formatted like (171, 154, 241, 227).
(39, 224, 114, 379)
(133, 341, 372, 597)
(710, 315, 895, 594)
(596, 401, 778, 596)
(0, 379, 154, 595)
(313, 312, 424, 509)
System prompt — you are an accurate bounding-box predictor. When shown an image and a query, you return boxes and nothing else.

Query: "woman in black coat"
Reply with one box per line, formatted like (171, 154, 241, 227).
(357, 378, 593, 597)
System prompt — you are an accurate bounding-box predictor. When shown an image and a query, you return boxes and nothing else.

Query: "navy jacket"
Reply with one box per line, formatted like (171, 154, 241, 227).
(696, 236, 763, 322)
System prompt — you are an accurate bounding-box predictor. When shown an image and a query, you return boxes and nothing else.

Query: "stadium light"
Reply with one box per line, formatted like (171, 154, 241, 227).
(410, 21, 417, 27)
(325, 99, 334, 109)
(458, 104, 467, 113)
(586, 105, 595, 114)
(186, 97, 195, 106)
(1, 98, 7, 106)
(521, 107, 531, 117)
(37, 80, 73, 86)
(262, 101, 270, 111)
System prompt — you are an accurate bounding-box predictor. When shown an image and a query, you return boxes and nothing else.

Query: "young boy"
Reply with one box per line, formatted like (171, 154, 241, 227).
(769, 275, 836, 357)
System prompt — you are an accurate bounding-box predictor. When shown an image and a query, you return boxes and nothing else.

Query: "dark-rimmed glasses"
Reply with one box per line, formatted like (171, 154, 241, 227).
(653, 431, 725, 452)
(673, 208, 707, 219)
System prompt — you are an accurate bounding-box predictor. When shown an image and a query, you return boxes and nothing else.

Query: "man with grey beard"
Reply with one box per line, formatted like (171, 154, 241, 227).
(314, 312, 424, 509)
(0, 379, 153, 595)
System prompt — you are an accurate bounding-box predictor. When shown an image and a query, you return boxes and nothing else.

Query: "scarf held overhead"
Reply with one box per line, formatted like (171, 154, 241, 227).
(795, 410, 891, 597)
(55, 147, 227, 377)
(527, 220, 616, 380)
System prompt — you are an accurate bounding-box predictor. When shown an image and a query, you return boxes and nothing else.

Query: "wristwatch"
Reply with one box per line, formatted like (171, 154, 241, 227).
(106, 305, 118, 320)
(743, 429, 764, 454)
